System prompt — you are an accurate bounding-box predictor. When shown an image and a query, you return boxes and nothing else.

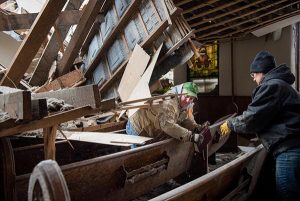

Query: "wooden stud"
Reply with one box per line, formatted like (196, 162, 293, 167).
(43, 125, 58, 160)
(0, 0, 68, 87)
(29, 0, 84, 86)
(57, 0, 105, 76)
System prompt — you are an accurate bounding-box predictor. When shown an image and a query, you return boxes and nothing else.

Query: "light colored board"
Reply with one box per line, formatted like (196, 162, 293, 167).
(0, 91, 32, 120)
(32, 84, 101, 109)
(0, 0, 67, 87)
(117, 44, 150, 101)
(126, 44, 163, 117)
(62, 132, 152, 147)
(35, 69, 85, 92)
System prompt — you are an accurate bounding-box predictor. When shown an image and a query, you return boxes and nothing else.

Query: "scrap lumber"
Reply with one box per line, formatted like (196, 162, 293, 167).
(0, 10, 82, 31)
(0, 0, 68, 87)
(67, 121, 126, 132)
(0, 106, 100, 138)
(57, 0, 105, 76)
(62, 132, 152, 147)
(29, 0, 85, 86)
(0, 90, 31, 121)
(32, 84, 101, 109)
(35, 69, 85, 93)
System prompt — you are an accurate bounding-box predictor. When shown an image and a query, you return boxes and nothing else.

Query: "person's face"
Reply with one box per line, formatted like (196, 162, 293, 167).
(180, 95, 194, 108)
(250, 72, 264, 85)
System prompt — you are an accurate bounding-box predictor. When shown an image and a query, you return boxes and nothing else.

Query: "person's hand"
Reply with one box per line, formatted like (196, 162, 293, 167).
(190, 126, 212, 152)
(220, 121, 231, 136)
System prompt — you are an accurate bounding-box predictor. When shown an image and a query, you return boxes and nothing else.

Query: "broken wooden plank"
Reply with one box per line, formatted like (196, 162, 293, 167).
(0, 91, 31, 121)
(0, 10, 82, 31)
(0, 106, 100, 138)
(117, 45, 150, 101)
(32, 84, 101, 109)
(0, 0, 68, 87)
(35, 69, 85, 93)
(62, 132, 152, 147)
(29, 0, 84, 86)
(67, 121, 126, 132)
(57, 0, 105, 76)
(98, 20, 169, 93)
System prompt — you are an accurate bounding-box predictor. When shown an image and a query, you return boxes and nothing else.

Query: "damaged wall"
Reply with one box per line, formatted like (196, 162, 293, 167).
(219, 25, 293, 96)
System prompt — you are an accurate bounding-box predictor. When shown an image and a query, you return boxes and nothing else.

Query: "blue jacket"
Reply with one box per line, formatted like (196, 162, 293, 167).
(228, 64, 300, 155)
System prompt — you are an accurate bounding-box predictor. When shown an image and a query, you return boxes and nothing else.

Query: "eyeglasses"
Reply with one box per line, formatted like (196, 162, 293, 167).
(250, 73, 255, 78)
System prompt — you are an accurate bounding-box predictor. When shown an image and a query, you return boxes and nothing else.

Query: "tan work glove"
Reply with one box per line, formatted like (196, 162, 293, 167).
(220, 121, 231, 136)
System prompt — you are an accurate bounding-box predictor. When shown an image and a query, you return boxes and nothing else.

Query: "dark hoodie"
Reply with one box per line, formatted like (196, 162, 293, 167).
(228, 64, 300, 155)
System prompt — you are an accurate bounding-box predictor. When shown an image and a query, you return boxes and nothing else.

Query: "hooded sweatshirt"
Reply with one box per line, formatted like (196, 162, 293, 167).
(228, 64, 300, 155)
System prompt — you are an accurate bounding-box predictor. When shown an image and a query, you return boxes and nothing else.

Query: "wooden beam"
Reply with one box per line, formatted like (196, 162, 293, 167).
(175, 0, 193, 7)
(0, 0, 68, 87)
(67, 121, 126, 132)
(0, 106, 100, 138)
(201, 10, 300, 42)
(195, 0, 299, 38)
(0, 91, 32, 121)
(35, 69, 85, 93)
(83, 0, 143, 78)
(194, 0, 291, 33)
(186, 0, 245, 22)
(190, 0, 266, 27)
(29, 0, 84, 86)
(44, 125, 58, 160)
(182, 0, 220, 15)
(0, 10, 82, 31)
(32, 84, 101, 109)
(57, 0, 105, 76)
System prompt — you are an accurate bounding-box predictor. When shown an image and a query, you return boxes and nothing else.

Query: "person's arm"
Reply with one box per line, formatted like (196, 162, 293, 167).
(228, 83, 281, 134)
(156, 105, 192, 142)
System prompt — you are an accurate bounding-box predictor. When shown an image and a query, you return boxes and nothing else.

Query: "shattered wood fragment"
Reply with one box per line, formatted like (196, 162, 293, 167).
(0, 106, 100, 138)
(0, 0, 68, 87)
(0, 10, 82, 31)
(33, 84, 101, 109)
(67, 121, 126, 132)
(29, 0, 85, 86)
(0, 90, 32, 121)
(35, 69, 85, 93)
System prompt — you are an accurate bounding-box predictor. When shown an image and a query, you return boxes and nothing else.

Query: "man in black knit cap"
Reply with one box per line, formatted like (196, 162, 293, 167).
(220, 51, 300, 201)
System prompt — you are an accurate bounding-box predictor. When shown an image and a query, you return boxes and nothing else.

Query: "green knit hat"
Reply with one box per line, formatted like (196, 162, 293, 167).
(182, 82, 199, 98)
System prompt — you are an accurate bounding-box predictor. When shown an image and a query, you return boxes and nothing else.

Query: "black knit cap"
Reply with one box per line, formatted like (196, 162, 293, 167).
(250, 51, 276, 73)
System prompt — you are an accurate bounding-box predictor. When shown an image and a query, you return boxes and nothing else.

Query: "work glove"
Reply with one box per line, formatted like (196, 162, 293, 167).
(220, 121, 231, 136)
(190, 125, 212, 152)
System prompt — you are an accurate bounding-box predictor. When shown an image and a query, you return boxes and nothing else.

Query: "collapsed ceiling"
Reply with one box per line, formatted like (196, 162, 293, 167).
(173, 0, 300, 43)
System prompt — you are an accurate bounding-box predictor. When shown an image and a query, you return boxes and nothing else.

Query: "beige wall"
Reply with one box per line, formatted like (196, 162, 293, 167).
(219, 26, 294, 96)
(0, 32, 21, 68)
